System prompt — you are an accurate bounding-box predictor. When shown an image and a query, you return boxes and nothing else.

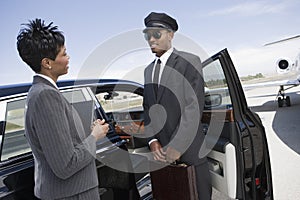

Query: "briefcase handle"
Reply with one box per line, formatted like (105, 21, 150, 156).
(170, 160, 188, 167)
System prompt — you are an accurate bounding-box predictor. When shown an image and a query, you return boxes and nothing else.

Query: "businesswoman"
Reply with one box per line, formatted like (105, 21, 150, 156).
(17, 19, 109, 200)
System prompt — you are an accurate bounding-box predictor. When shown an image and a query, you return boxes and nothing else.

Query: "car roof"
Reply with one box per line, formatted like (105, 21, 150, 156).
(0, 79, 143, 98)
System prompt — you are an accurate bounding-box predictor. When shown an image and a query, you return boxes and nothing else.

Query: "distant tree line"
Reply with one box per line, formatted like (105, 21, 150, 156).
(205, 78, 227, 88)
(240, 73, 264, 81)
(205, 73, 264, 88)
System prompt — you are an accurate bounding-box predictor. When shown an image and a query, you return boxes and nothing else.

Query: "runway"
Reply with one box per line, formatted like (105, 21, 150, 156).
(213, 84, 300, 199)
(245, 85, 300, 200)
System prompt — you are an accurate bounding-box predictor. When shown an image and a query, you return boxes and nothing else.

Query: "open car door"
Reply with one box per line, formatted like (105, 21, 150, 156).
(202, 49, 273, 200)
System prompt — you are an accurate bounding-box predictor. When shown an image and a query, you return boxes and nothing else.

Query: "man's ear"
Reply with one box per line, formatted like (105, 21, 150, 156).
(168, 31, 174, 40)
(41, 58, 52, 70)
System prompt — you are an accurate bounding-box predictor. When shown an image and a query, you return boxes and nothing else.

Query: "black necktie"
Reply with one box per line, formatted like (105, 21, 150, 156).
(153, 59, 161, 96)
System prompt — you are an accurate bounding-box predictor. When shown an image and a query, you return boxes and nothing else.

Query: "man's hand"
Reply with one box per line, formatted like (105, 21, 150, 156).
(165, 147, 181, 163)
(150, 141, 166, 162)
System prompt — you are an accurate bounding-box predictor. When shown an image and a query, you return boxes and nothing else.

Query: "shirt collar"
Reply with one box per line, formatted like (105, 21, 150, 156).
(35, 74, 58, 89)
(156, 47, 174, 66)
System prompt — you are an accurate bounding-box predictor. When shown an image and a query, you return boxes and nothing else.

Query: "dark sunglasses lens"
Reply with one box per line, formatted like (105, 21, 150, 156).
(144, 31, 162, 40)
(144, 33, 150, 40)
(153, 31, 161, 39)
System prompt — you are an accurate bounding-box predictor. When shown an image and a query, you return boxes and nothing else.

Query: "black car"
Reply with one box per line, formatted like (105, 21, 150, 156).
(0, 49, 273, 200)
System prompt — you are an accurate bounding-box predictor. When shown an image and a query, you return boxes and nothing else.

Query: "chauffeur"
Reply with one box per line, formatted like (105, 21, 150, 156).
(142, 12, 212, 199)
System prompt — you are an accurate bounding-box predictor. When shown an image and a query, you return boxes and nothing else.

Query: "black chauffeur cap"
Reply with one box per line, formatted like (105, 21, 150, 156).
(144, 12, 178, 32)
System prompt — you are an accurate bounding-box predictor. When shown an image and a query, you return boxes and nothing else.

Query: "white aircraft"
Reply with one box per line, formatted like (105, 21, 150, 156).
(232, 35, 300, 107)
(264, 35, 300, 107)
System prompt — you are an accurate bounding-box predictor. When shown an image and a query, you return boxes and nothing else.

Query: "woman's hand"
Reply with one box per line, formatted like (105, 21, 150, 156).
(91, 119, 109, 141)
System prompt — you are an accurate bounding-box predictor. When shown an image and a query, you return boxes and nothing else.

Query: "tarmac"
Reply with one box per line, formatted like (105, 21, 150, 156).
(213, 83, 300, 199)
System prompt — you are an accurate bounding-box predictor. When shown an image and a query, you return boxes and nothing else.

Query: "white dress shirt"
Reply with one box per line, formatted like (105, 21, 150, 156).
(152, 47, 174, 84)
(149, 47, 174, 146)
(35, 73, 58, 89)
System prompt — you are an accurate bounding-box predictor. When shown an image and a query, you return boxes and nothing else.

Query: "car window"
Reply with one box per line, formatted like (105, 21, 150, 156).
(0, 87, 95, 162)
(203, 59, 232, 109)
(96, 91, 143, 113)
(62, 89, 88, 103)
(95, 91, 144, 143)
(1, 98, 31, 161)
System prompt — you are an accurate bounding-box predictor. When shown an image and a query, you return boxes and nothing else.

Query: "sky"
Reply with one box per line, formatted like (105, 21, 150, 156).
(1, 0, 300, 85)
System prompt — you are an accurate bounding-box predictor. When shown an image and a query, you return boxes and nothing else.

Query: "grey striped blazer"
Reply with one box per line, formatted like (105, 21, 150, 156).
(25, 76, 99, 199)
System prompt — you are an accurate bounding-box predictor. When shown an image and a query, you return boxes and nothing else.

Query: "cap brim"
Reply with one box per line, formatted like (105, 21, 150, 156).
(143, 27, 170, 33)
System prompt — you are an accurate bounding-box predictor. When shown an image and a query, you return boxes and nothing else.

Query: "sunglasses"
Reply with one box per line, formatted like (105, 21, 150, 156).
(144, 30, 163, 41)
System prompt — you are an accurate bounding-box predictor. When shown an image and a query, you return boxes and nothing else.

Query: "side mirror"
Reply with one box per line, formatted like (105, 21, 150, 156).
(204, 94, 222, 109)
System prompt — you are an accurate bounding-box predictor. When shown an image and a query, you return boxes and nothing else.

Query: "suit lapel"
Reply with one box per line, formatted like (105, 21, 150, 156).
(145, 61, 158, 102)
(145, 62, 155, 85)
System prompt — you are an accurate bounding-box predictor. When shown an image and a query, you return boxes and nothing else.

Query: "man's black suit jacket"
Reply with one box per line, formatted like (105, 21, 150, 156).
(143, 48, 206, 165)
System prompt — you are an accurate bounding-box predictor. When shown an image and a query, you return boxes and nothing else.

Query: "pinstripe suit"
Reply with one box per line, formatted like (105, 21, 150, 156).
(25, 76, 100, 200)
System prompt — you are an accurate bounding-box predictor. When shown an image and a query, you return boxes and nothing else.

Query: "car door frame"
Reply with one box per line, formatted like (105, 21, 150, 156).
(0, 94, 36, 200)
(202, 48, 273, 200)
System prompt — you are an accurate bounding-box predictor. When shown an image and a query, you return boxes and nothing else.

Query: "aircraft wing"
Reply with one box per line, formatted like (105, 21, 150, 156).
(264, 35, 300, 46)
(242, 77, 300, 107)
(242, 78, 300, 89)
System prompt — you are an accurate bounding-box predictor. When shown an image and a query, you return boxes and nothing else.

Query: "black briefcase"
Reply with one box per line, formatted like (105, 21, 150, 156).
(150, 163, 198, 200)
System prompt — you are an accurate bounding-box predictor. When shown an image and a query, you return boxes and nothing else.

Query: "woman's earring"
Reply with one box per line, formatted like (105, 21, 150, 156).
(49, 66, 52, 70)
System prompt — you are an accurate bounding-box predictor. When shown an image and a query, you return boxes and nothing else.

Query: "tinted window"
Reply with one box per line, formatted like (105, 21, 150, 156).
(1, 98, 31, 161)
(95, 91, 144, 141)
(203, 60, 232, 109)
(0, 88, 93, 161)
(62, 89, 87, 103)
(96, 91, 143, 113)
